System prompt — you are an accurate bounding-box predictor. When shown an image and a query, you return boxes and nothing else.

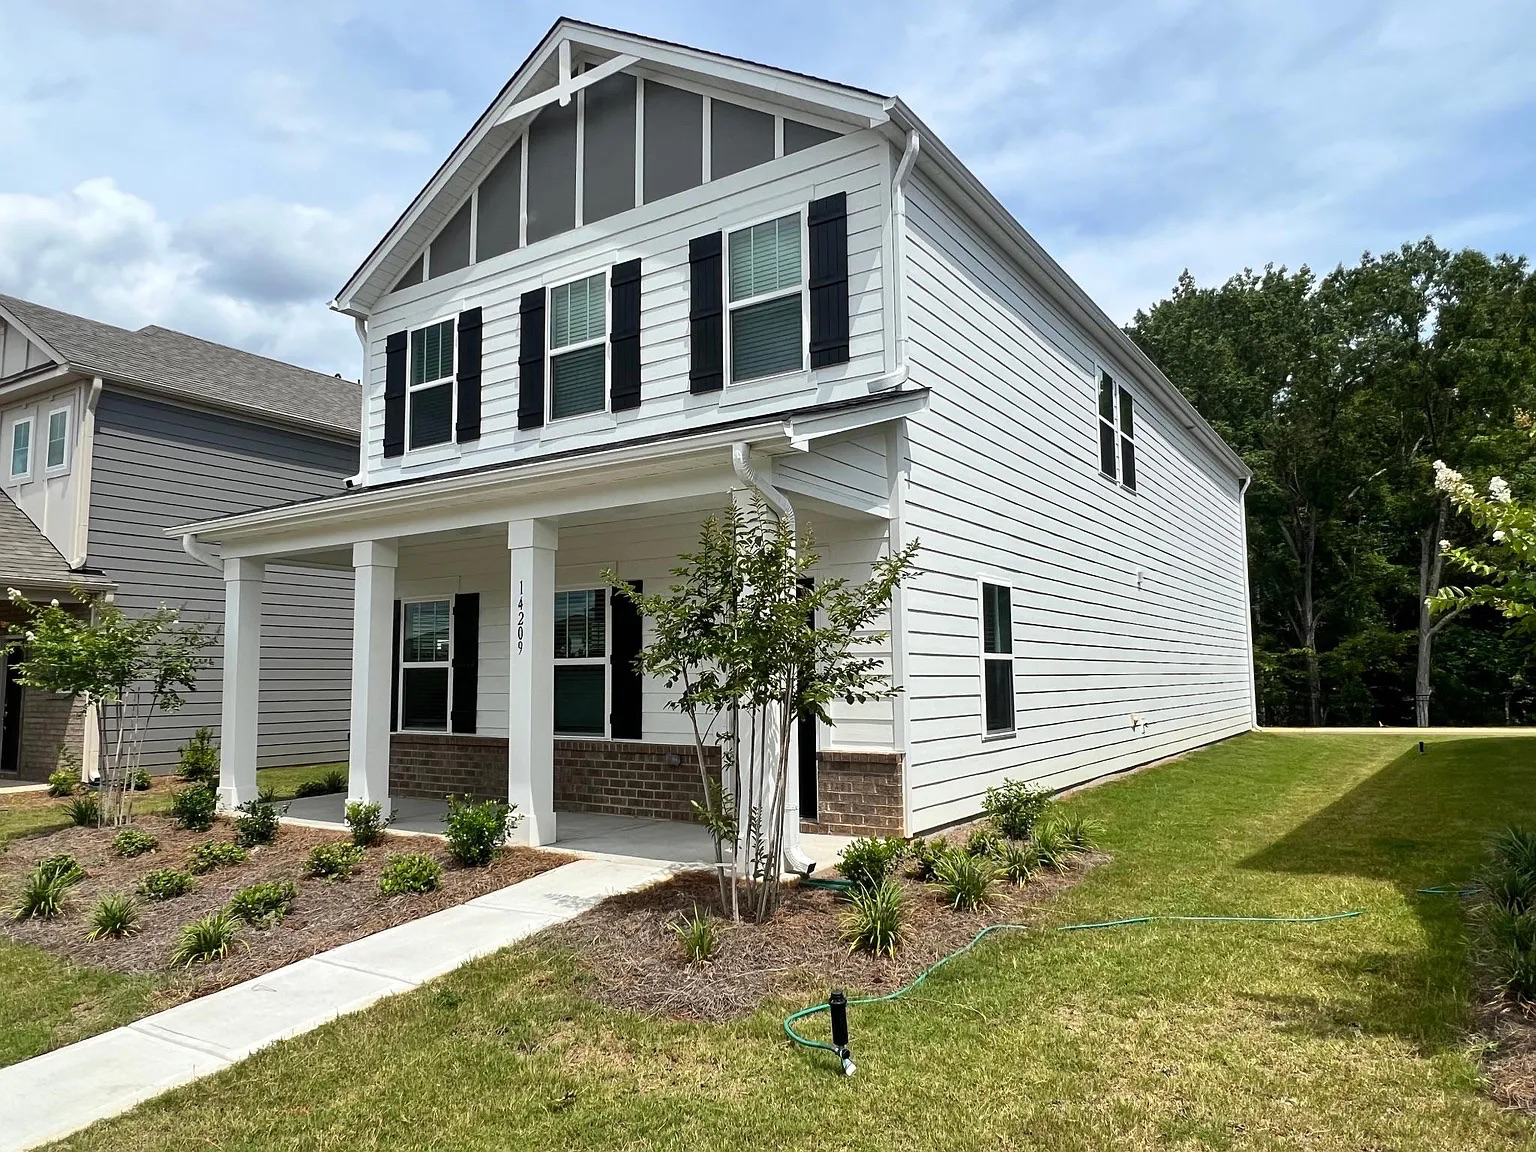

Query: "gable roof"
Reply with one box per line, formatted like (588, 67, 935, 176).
(0, 294, 360, 439)
(0, 489, 114, 595)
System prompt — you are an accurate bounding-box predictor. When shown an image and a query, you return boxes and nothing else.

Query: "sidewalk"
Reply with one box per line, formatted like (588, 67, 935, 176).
(0, 857, 675, 1152)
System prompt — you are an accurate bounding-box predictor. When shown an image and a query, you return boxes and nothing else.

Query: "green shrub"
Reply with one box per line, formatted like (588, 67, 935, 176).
(293, 779, 329, 799)
(379, 852, 442, 895)
(13, 867, 73, 920)
(964, 827, 1001, 859)
(842, 877, 903, 956)
(46, 767, 78, 798)
(836, 836, 907, 891)
(233, 798, 282, 847)
(321, 767, 347, 792)
(345, 801, 392, 847)
(444, 796, 516, 866)
(130, 769, 152, 791)
(228, 880, 297, 926)
(86, 892, 140, 940)
(65, 795, 100, 827)
(934, 850, 997, 911)
(36, 853, 86, 886)
(1053, 812, 1104, 853)
(994, 839, 1038, 886)
(1031, 817, 1080, 871)
(169, 910, 241, 967)
(982, 780, 1052, 841)
(257, 784, 278, 805)
(170, 783, 217, 831)
(669, 905, 718, 967)
(906, 836, 952, 882)
(139, 868, 194, 901)
(113, 827, 159, 858)
(186, 840, 248, 874)
(177, 727, 219, 784)
(305, 841, 366, 880)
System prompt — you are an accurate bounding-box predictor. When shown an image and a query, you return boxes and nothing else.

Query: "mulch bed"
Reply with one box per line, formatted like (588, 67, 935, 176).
(547, 822, 1104, 1022)
(0, 814, 571, 1010)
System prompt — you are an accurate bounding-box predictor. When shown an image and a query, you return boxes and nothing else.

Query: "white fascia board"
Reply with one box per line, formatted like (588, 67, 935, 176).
(785, 387, 929, 450)
(882, 99, 1251, 483)
(0, 364, 77, 400)
(0, 302, 67, 369)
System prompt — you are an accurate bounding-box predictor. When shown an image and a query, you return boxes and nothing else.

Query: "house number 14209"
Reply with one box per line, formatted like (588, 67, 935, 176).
(516, 580, 525, 653)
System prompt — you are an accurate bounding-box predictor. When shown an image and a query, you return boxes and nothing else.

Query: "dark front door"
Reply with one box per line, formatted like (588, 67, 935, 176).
(797, 578, 817, 821)
(1, 645, 23, 776)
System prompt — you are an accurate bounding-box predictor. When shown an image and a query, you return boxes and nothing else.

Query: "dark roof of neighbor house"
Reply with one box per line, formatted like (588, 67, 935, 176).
(0, 294, 361, 438)
(0, 489, 115, 595)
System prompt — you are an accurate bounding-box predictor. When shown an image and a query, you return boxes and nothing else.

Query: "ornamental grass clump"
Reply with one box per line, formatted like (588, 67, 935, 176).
(65, 795, 100, 827)
(444, 796, 517, 867)
(186, 839, 248, 874)
(836, 836, 907, 892)
(934, 850, 997, 911)
(842, 877, 903, 956)
(86, 892, 140, 940)
(669, 906, 719, 967)
(1473, 827, 1536, 1004)
(169, 910, 242, 967)
(36, 853, 86, 887)
(13, 866, 74, 921)
(994, 839, 1038, 886)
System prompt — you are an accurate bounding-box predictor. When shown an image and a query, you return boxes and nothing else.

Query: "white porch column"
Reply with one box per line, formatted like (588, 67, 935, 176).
(348, 539, 397, 817)
(508, 518, 557, 846)
(219, 556, 263, 811)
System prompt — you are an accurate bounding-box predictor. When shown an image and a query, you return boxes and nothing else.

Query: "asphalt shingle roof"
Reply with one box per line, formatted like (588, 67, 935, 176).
(0, 489, 114, 594)
(0, 294, 360, 436)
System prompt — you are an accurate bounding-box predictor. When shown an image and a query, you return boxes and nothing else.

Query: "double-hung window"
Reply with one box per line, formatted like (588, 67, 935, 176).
(46, 409, 69, 471)
(408, 320, 455, 449)
(727, 212, 804, 382)
(8, 419, 31, 479)
(549, 273, 607, 419)
(981, 582, 1015, 736)
(554, 589, 607, 735)
(1097, 371, 1138, 491)
(399, 600, 452, 730)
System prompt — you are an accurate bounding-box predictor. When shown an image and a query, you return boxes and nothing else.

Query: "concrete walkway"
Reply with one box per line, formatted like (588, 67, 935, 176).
(0, 857, 674, 1152)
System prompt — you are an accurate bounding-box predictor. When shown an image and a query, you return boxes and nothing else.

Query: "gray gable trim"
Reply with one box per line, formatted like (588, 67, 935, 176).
(0, 489, 114, 594)
(0, 295, 361, 440)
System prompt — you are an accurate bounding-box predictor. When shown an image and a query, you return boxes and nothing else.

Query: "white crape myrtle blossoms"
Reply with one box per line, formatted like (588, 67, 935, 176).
(1490, 476, 1513, 504)
(1433, 459, 1476, 501)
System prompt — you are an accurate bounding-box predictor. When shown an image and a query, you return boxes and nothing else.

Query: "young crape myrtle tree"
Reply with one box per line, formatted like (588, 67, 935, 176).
(607, 496, 917, 923)
(7, 589, 213, 826)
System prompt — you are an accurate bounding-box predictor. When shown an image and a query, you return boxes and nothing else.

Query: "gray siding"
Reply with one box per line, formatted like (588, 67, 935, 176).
(88, 390, 355, 771)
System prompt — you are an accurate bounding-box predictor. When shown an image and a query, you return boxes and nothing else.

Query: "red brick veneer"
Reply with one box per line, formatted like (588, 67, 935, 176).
(801, 749, 905, 836)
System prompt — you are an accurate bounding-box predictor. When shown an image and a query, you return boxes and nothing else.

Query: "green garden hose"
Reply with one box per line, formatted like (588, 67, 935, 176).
(783, 908, 1366, 1071)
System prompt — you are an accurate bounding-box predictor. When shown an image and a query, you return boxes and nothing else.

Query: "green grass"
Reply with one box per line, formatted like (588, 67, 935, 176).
(0, 761, 346, 1069)
(27, 734, 1536, 1149)
(256, 761, 347, 801)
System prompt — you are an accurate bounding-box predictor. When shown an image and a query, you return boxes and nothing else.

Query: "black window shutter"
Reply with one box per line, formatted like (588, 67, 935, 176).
(609, 581, 643, 740)
(610, 258, 642, 411)
(517, 288, 546, 429)
(807, 192, 850, 369)
(389, 600, 401, 733)
(451, 592, 479, 734)
(383, 331, 407, 457)
(455, 307, 482, 442)
(688, 233, 723, 393)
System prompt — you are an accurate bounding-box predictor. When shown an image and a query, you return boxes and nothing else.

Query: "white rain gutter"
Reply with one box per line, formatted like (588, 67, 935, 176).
(345, 317, 368, 489)
(731, 442, 817, 875)
(869, 128, 921, 394)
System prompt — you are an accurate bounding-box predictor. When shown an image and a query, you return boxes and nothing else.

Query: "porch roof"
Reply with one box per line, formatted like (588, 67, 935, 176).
(0, 490, 115, 596)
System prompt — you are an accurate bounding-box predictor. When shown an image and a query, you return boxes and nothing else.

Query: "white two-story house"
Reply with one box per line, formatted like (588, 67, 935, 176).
(176, 20, 1255, 861)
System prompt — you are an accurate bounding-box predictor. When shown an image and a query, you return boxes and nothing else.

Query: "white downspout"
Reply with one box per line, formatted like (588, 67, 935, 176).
(345, 316, 368, 488)
(1237, 474, 1259, 730)
(869, 128, 921, 394)
(68, 377, 103, 569)
(182, 532, 221, 572)
(731, 442, 817, 875)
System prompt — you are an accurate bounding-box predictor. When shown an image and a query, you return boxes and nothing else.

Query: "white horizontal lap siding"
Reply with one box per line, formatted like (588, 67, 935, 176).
(362, 132, 889, 482)
(773, 428, 889, 508)
(899, 175, 1251, 832)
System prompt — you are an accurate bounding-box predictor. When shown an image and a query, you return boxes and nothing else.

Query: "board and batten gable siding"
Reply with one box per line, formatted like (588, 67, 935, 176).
(361, 129, 893, 485)
(86, 390, 356, 771)
(1, 381, 87, 558)
(392, 495, 895, 749)
(898, 173, 1252, 832)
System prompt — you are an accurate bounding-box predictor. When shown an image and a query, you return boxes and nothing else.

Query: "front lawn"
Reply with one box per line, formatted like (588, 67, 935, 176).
(43, 732, 1536, 1151)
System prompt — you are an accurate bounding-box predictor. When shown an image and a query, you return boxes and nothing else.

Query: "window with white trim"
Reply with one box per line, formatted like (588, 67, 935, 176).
(1097, 371, 1137, 490)
(8, 418, 31, 479)
(408, 320, 455, 449)
(549, 272, 607, 419)
(46, 409, 69, 471)
(399, 599, 451, 730)
(981, 582, 1015, 736)
(727, 212, 804, 382)
(554, 588, 607, 735)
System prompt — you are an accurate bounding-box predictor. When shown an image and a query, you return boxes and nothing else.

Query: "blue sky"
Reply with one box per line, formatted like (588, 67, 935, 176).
(1, 0, 1532, 377)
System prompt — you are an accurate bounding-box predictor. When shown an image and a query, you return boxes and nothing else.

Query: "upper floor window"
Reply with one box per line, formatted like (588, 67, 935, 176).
(554, 588, 607, 735)
(8, 419, 31, 479)
(1097, 371, 1137, 491)
(549, 273, 607, 419)
(409, 320, 455, 449)
(399, 599, 451, 730)
(727, 212, 804, 383)
(46, 409, 69, 471)
(981, 582, 1015, 736)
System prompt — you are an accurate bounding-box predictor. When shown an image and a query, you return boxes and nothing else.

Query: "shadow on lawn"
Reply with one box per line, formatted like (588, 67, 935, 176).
(1240, 737, 1536, 1053)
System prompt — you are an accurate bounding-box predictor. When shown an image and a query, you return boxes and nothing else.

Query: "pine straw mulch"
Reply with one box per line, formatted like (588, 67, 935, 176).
(547, 828, 1106, 1023)
(0, 814, 571, 1010)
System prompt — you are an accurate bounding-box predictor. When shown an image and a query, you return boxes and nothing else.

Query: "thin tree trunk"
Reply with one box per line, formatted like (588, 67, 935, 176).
(1415, 499, 1450, 728)
(1284, 513, 1323, 726)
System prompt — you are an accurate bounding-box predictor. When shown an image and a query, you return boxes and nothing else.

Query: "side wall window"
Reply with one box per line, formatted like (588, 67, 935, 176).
(8, 418, 31, 479)
(408, 320, 455, 449)
(726, 212, 805, 383)
(549, 273, 608, 419)
(46, 409, 69, 470)
(1097, 371, 1138, 491)
(981, 582, 1015, 736)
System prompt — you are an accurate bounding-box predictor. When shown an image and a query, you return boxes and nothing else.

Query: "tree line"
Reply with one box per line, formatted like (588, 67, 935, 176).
(1127, 239, 1536, 726)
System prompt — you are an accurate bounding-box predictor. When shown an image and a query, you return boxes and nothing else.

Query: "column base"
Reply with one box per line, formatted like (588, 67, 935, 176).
(510, 808, 556, 848)
(345, 793, 392, 821)
(217, 782, 259, 813)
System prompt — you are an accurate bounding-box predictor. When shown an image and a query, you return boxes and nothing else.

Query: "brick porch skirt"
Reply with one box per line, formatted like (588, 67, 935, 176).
(801, 750, 905, 837)
(388, 734, 720, 823)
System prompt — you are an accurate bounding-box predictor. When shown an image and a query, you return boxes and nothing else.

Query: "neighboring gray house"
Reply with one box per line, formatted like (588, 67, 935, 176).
(0, 294, 359, 778)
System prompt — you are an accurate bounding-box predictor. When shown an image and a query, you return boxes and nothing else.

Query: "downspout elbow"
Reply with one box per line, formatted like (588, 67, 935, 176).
(181, 532, 222, 572)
